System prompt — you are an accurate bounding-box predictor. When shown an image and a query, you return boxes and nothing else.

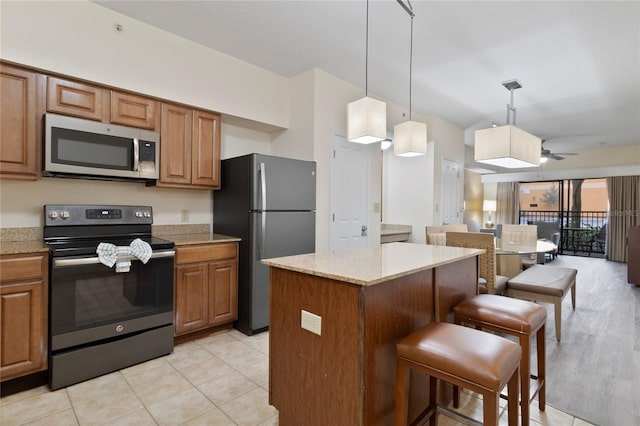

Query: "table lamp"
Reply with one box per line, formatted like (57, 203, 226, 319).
(483, 200, 497, 228)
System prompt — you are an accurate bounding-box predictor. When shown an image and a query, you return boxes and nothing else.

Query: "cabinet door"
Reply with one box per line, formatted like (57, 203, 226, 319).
(110, 91, 160, 131)
(192, 110, 221, 188)
(0, 64, 39, 179)
(160, 103, 192, 185)
(0, 253, 48, 381)
(47, 76, 107, 121)
(175, 264, 208, 335)
(208, 260, 238, 326)
(0, 282, 44, 379)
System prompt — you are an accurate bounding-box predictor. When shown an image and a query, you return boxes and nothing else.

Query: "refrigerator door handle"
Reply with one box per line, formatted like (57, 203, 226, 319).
(259, 162, 267, 259)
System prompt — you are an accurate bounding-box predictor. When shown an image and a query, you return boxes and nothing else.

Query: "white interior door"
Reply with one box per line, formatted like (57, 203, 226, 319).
(330, 134, 369, 251)
(440, 158, 461, 224)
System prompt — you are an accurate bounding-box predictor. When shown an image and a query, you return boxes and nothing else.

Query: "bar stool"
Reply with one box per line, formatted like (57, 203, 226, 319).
(454, 294, 547, 426)
(395, 322, 521, 426)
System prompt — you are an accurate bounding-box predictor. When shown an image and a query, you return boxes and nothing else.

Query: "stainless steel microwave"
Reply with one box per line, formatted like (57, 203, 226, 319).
(44, 113, 160, 181)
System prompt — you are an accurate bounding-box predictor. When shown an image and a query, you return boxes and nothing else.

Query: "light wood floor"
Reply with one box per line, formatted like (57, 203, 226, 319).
(527, 255, 639, 426)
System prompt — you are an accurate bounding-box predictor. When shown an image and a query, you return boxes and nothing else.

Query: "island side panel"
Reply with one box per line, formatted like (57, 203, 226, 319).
(269, 267, 363, 426)
(434, 256, 479, 323)
(362, 269, 434, 425)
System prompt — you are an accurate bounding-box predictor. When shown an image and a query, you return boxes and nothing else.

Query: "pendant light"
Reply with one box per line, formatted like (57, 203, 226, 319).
(474, 80, 541, 168)
(394, 3, 427, 157)
(347, 0, 386, 144)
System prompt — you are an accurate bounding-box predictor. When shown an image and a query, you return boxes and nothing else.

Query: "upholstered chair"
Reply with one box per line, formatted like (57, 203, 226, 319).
(425, 224, 468, 246)
(445, 231, 508, 295)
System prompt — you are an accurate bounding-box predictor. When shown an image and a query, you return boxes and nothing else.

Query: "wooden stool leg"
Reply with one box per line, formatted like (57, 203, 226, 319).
(429, 376, 437, 426)
(508, 366, 520, 426)
(395, 359, 409, 426)
(537, 324, 546, 410)
(483, 391, 499, 426)
(520, 334, 531, 426)
(554, 298, 562, 342)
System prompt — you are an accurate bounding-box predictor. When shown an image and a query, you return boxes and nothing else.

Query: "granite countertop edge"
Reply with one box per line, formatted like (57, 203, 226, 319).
(262, 243, 483, 286)
(157, 233, 241, 246)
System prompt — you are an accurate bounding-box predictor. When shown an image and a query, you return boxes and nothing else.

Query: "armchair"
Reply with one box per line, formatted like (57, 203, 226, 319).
(528, 220, 560, 260)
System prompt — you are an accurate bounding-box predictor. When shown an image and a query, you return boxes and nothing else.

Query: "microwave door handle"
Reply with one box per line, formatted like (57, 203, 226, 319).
(133, 138, 140, 171)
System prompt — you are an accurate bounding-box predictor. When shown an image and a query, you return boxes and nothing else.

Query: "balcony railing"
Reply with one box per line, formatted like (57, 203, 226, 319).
(519, 210, 607, 256)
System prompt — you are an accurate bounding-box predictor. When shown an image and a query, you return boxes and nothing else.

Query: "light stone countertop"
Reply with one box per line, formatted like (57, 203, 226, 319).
(0, 240, 49, 255)
(262, 242, 483, 286)
(157, 233, 240, 246)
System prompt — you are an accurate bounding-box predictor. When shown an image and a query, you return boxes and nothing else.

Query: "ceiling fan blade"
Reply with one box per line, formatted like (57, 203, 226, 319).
(552, 152, 578, 156)
(549, 154, 565, 160)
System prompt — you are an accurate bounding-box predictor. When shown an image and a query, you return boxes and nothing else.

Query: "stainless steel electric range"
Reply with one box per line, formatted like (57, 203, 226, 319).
(44, 204, 175, 390)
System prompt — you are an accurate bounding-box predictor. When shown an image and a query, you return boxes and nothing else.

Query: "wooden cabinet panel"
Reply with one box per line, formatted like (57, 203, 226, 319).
(174, 243, 238, 336)
(47, 76, 108, 121)
(175, 264, 209, 335)
(192, 110, 221, 188)
(0, 64, 39, 179)
(110, 91, 160, 130)
(0, 253, 48, 382)
(1, 282, 44, 378)
(158, 103, 221, 189)
(160, 103, 192, 185)
(208, 260, 238, 325)
(176, 243, 237, 264)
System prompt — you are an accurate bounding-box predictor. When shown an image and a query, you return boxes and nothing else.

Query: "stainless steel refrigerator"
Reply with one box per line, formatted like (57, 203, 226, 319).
(213, 154, 316, 335)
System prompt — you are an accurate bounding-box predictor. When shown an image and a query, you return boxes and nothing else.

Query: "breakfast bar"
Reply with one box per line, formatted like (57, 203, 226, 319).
(262, 242, 483, 425)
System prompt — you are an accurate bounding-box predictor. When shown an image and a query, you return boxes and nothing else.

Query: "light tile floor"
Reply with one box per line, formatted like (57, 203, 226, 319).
(0, 329, 594, 426)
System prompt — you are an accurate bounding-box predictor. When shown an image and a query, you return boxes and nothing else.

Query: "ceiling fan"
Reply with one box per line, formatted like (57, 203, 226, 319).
(541, 140, 578, 161)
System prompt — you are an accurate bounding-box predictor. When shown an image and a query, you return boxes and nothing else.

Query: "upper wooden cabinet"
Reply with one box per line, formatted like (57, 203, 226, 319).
(0, 64, 42, 180)
(47, 76, 160, 131)
(110, 91, 160, 130)
(47, 76, 108, 121)
(0, 253, 49, 381)
(157, 103, 221, 189)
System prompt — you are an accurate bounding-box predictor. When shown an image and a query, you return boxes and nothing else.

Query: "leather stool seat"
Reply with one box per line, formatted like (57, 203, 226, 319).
(396, 322, 521, 426)
(454, 294, 547, 334)
(454, 294, 547, 426)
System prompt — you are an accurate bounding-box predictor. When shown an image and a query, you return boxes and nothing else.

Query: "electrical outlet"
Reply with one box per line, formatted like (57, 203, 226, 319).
(301, 310, 322, 336)
(181, 210, 189, 223)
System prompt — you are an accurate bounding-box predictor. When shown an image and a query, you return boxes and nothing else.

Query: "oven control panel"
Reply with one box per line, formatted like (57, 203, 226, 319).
(44, 205, 153, 226)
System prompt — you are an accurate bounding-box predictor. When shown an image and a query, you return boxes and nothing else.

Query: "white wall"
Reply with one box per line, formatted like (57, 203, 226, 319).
(312, 69, 382, 251)
(0, 178, 212, 228)
(382, 113, 465, 244)
(0, 1, 290, 129)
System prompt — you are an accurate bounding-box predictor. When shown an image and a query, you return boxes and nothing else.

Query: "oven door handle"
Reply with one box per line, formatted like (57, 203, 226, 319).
(53, 250, 175, 268)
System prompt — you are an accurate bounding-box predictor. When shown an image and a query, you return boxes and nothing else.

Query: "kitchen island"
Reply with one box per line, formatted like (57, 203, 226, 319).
(262, 242, 483, 425)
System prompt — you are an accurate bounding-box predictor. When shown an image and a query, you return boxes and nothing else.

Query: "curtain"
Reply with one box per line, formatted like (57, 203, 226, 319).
(606, 176, 640, 262)
(496, 182, 519, 225)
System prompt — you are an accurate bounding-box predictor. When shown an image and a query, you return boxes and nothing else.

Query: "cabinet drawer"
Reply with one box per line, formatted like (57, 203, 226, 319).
(0, 254, 46, 282)
(176, 243, 237, 264)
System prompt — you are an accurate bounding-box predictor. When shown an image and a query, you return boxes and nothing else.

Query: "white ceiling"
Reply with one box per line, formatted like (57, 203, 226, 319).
(94, 1, 639, 159)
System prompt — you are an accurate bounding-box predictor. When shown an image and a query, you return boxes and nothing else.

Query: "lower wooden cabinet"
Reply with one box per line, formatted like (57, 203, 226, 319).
(0, 253, 48, 381)
(174, 243, 238, 336)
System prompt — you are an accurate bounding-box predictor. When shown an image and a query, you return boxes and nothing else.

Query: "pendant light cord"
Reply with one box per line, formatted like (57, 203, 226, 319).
(365, 0, 369, 97)
(409, 14, 413, 120)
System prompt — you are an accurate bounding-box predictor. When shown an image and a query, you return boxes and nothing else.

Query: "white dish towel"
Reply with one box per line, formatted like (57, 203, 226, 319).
(96, 238, 152, 273)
